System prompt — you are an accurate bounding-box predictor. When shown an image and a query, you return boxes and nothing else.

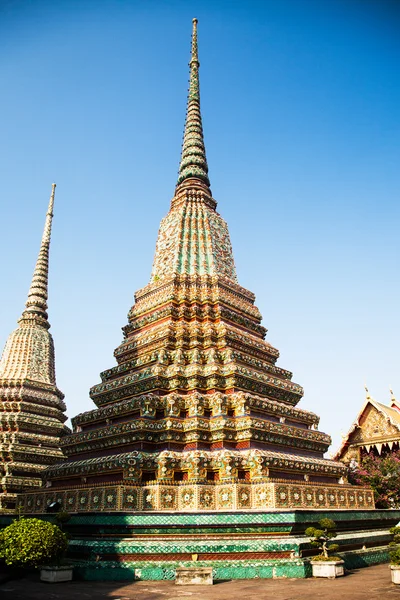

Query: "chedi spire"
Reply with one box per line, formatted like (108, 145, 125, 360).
(22, 182, 56, 326)
(0, 184, 69, 511)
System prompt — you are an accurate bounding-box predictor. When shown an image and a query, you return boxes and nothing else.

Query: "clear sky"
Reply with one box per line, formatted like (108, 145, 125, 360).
(0, 0, 399, 453)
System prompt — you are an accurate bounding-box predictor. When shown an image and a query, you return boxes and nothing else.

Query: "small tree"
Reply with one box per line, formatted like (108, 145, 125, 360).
(0, 518, 68, 568)
(389, 526, 400, 565)
(305, 518, 340, 561)
(54, 511, 71, 531)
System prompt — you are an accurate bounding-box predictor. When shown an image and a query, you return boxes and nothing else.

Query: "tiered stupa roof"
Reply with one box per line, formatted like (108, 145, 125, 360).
(22, 20, 373, 515)
(0, 184, 69, 510)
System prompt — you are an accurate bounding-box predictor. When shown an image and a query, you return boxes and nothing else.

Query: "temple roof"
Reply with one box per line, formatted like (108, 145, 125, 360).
(335, 389, 400, 460)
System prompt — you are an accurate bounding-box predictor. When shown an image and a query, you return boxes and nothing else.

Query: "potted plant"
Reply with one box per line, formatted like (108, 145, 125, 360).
(389, 526, 400, 584)
(0, 517, 71, 583)
(54, 511, 71, 530)
(305, 518, 344, 578)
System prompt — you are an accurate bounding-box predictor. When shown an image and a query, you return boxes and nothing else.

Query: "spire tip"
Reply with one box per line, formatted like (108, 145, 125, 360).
(176, 17, 210, 191)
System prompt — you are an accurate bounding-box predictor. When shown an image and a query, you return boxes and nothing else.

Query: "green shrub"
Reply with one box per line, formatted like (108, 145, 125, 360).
(309, 554, 342, 562)
(0, 518, 68, 568)
(54, 511, 71, 528)
(305, 518, 341, 561)
(390, 546, 400, 566)
(389, 526, 400, 565)
(390, 526, 400, 545)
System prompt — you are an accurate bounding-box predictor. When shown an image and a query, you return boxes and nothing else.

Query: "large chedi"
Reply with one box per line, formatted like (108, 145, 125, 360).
(22, 20, 372, 517)
(0, 185, 69, 511)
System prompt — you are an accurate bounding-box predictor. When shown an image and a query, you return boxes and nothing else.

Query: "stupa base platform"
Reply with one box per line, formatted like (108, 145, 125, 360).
(18, 481, 375, 513)
(8, 508, 399, 581)
(70, 546, 392, 581)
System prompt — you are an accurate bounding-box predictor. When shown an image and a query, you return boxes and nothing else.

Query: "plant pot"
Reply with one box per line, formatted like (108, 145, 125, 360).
(40, 565, 73, 583)
(391, 565, 400, 585)
(310, 560, 345, 579)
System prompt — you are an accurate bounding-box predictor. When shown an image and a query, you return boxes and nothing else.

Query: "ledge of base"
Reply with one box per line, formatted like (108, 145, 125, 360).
(70, 545, 391, 581)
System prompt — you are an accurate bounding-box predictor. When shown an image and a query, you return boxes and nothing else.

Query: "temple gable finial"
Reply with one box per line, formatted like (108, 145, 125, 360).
(176, 19, 210, 191)
(22, 183, 56, 327)
(390, 388, 400, 410)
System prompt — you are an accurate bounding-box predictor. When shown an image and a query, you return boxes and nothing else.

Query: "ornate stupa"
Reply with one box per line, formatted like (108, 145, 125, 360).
(0, 184, 69, 510)
(22, 20, 375, 517)
(18, 19, 400, 583)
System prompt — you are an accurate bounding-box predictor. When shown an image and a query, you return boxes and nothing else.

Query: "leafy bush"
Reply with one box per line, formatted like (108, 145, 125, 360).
(309, 554, 342, 562)
(389, 526, 400, 565)
(305, 518, 341, 561)
(390, 547, 400, 566)
(349, 452, 400, 508)
(0, 518, 68, 568)
(54, 511, 71, 528)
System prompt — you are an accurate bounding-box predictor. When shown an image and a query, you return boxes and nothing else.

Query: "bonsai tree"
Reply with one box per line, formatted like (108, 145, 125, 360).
(305, 518, 340, 561)
(0, 517, 68, 568)
(54, 511, 71, 531)
(389, 526, 400, 565)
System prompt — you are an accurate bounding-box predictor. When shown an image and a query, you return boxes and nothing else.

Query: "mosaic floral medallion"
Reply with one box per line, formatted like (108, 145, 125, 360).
(254, 485, 272, 508)
(104, 488, 118, 510)
(328, 491, 337, 506)
(290, 487, 303, 507)
(78, 490, 89, 511)
(180, 487, 196, 510)
(65, 491, 78, 511)
(160, 488, 177, 510)
(122, 487, 139, 510)
(35, 495, 44, 511)
(348, 492, 356, 507)
(237, 485, 251, 508)
(143, 488, 158, 510)
(199, 486, 216, 510)
(303, 488, 315, 507)
(45, 493, 56, 508)
(217, 486, 233, 509)
(90, 488, 104, 510)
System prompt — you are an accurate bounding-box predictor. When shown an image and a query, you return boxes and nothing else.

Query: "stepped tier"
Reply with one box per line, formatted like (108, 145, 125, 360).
(60, 391, 329, 461)
(42, 389, 350, 505)
(90, 274, 303, 406)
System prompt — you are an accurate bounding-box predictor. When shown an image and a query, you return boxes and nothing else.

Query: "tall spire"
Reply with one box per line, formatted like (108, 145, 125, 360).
(22, 183, 56, 327)
(0, 183, 58, 382)
(0, 183, 69, 511)
(176, 18, 210, 191)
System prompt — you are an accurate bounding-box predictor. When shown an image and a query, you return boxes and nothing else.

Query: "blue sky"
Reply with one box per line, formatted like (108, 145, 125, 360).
(0, 0, 399, 452)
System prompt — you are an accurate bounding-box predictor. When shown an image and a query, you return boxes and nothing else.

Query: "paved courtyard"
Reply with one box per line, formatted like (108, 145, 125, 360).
(1, 564, 400, 600)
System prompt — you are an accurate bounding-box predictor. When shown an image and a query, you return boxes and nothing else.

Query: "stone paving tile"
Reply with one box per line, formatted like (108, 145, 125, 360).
(1, 564, 400, 600)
